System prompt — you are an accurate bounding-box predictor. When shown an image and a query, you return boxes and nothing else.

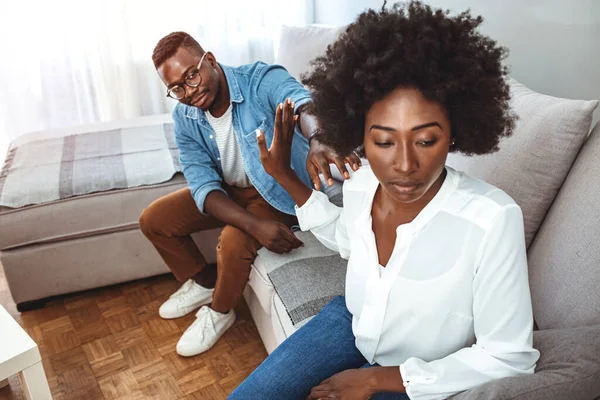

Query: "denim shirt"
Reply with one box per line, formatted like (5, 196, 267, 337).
(173, 62, 313, 215)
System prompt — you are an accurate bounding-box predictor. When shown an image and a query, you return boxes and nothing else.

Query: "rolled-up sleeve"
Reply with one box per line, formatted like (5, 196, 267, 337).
(173, 107, 226, 214)
(295, 190, 351, 259)
(399, 204, 539, 400)
(255, 64, 312, 114)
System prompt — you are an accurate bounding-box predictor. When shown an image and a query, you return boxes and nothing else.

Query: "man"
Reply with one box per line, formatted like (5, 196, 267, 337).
(139, 32, 360, 357)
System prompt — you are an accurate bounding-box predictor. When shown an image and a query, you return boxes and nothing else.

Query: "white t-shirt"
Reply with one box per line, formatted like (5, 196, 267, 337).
(295, 165, 539, 400)
(205, 105, 251, 188)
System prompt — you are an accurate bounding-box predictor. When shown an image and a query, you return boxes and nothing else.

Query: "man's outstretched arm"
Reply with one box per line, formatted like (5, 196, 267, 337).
(296, 103, 361, 190)
(256, 65, 362, 190)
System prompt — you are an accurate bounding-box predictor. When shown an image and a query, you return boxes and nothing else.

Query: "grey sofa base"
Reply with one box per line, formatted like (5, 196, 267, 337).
(243, 264, 294, 354)
(1, 227, 221, 307)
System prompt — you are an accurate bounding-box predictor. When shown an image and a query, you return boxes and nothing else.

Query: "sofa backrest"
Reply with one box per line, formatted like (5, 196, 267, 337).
(447, 79, 598, 247)
(527, 122, 600, 330)
(275, 25, 346, 82)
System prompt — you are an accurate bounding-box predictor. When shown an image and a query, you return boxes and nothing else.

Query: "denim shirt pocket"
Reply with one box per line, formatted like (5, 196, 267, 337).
(241, 118, 270, 158)
(242, 118, 269, 138)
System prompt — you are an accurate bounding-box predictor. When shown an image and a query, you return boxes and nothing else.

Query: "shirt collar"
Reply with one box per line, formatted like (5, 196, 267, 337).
(220, 63, 244, 104)
(184, 63, 244, 120)
(409, 166, 459, 234)
(356, 166, 460, 236)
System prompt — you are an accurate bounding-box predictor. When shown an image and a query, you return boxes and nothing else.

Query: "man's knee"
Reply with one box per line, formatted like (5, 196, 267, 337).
(217, 225, 258, 261)
(138, 207, 153, 238)
(138, 198, 167, 238)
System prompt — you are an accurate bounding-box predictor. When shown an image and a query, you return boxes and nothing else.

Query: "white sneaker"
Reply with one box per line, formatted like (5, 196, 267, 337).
(176, 306, 236, 357)
(159, 279, 214, 319)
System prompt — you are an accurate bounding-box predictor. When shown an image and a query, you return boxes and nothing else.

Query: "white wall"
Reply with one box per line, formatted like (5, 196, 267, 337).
(314, 0, 600, 125)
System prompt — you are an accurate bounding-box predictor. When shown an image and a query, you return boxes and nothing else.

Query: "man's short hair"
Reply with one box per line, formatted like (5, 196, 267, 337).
(152, 31, 204, 68)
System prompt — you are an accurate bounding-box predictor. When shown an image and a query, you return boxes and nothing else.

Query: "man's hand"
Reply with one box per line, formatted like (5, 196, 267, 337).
(249, 219, 303, 254)
(307, 139, 361, 191)
(307, 369, 375, 400)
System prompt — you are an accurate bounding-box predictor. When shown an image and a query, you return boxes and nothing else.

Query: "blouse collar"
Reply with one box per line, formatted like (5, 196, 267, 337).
(355, 166, 460, 237)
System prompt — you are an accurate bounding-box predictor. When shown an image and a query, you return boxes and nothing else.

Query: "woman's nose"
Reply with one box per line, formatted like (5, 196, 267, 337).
(394, 143, 419, 173)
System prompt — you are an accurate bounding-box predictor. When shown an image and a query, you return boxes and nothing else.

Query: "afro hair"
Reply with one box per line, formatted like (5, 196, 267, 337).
(302, 1, 516, 156)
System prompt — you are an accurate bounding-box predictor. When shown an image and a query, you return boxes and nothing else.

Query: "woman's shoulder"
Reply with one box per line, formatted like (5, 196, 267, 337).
(451, 168, 515, 205)
(343, 164, 378, 191)
(338, 164, 378, 207)
(449, 167, 521, 225)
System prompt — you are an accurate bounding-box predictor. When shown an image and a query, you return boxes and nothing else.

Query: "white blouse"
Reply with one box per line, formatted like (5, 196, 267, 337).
(295, 166, 539, 400)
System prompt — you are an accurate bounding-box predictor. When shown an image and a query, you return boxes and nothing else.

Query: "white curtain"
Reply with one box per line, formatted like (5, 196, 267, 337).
(0, 0, 313, 156)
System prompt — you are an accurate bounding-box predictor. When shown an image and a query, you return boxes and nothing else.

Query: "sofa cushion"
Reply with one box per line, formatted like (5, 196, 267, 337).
(451, 325, 600, 400)
(275, 25, 346, 82)
(254, 231, 347, 328)
(0, 174, 188, 250)
(446, 78, 598, 247)
(527, 122, 600, 330)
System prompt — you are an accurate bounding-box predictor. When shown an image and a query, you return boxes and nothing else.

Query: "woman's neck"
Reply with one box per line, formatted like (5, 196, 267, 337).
(376, 169, 447, 224)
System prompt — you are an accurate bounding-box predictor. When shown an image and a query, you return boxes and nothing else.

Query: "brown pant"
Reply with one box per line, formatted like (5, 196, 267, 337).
(139, 186, 295, 313)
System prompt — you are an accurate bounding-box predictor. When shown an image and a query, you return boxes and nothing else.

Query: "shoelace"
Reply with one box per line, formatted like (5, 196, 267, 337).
(177, 286, 201, 304)
(187, 307, 215, 337)
(172, 280, 203, 305)
(171, 279, 194, 298)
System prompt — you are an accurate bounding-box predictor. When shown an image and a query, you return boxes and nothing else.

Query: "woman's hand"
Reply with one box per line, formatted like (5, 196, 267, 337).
(256, 98, 297, 181)
(307, 369, 375, 400)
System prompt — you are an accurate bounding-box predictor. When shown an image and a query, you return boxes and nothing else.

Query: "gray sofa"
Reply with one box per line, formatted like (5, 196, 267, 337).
(0, 115, 222, 310)
(241, 26, 600, 399)
(1, 24, 599, 399)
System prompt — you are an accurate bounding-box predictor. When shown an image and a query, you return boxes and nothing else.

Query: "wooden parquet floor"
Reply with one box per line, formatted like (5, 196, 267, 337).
(0, 265, 268, 400)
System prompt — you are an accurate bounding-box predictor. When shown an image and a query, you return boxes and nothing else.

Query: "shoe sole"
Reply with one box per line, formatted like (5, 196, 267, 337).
(176, 313, 236, 357)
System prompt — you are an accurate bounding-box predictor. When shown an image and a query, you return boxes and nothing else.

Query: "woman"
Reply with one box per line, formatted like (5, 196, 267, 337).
(230, 2, 539, 399)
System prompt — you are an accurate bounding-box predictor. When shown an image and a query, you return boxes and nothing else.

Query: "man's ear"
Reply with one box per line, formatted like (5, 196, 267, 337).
(156, 64, 168, 86)
(205, 52, 217, 68)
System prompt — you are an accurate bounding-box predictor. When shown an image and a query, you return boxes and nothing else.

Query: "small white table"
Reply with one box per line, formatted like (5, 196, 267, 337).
(0, 305, 52, 399)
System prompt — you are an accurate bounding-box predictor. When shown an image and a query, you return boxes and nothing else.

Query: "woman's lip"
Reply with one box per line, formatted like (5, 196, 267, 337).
(391, 183, 420, 193)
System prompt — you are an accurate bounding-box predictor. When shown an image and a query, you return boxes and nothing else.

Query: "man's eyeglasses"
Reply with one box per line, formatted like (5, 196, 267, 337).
(166, 52, 207, 100)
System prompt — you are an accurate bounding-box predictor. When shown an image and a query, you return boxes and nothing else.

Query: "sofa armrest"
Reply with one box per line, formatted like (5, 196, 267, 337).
(451, 325, 600, 400)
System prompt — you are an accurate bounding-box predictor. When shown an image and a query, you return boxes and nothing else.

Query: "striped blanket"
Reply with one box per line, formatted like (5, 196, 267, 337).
(0, 123, 181, 208)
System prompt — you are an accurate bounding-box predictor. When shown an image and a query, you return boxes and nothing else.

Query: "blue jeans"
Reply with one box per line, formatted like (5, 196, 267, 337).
(229, 296, 409, 400)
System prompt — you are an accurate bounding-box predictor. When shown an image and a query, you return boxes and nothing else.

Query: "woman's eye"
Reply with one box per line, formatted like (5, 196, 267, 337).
(374, 142, 392, 148)
(418, 140, 437, 147)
